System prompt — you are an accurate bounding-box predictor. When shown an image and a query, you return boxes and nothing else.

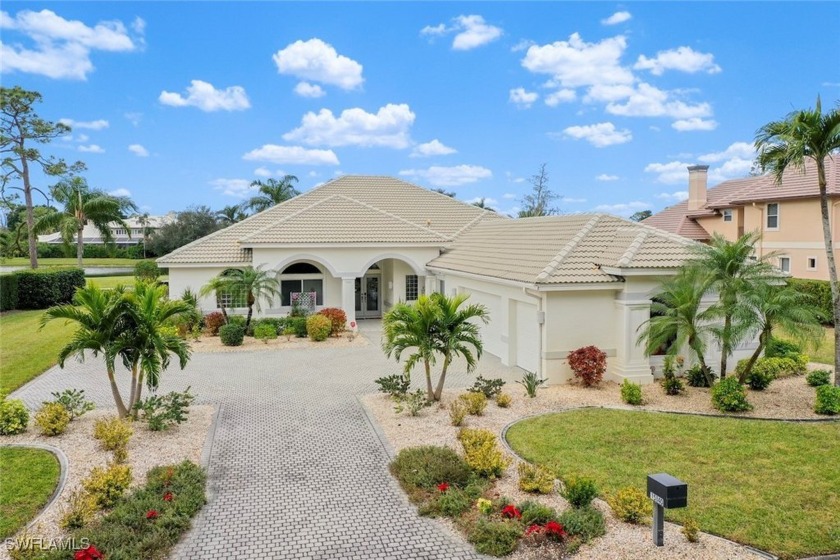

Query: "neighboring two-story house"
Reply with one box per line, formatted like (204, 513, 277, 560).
(38, 213, 175, 248)
(644, 158, 840, 280)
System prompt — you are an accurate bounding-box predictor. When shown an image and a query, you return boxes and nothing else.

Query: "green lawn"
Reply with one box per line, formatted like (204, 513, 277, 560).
(0, 447, 61, 538)
(1, 257, 145, 267)
(778, 326, 835, 365)
(0, 310, 76, 393)
(506, 409, 840, 559)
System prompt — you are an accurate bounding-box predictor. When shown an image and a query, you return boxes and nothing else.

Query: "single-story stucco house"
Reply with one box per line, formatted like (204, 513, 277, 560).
(159, 176, 754, 384)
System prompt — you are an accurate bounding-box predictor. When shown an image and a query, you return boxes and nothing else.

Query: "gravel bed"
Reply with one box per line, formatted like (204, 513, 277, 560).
(190, 331, 369, 353)
(0, 405, 213, 558)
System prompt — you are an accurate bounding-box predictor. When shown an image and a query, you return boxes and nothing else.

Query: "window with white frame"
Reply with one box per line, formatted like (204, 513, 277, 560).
(766, 203, 779, 229)
(722, 209, 733, 222)
(279, 262, 324, 307)
(807, 257, 817, 270)
(405, 275, 419, 301)
(215, 269, 247, 308)
(779, 256, 790, 274)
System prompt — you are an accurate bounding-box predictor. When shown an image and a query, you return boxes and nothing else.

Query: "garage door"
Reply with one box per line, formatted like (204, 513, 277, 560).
(463, 289, 504, 359)
(514, 300, 539, 372)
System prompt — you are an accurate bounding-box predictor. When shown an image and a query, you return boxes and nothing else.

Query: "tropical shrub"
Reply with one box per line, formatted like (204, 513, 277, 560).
(686, 364, 714, 387)
(519, 500, 557, 525)
(133, 388, 195, 431)
(557, 506, 606, 542)
(306, 314, 332, 341)
(495, 392, 512, 408)
(807, 369, 832, 387)
(253, 322, 278, 343)
(746, 368, 774, 391)
(815, 385, 840, 415)
(449, 400, 468, 426)
(134, 261, 161, 282)
(0, 274, 18, 311)
(736, 356, 808, 380)
(60, 489, 98, 530)
(219, 323, 245, 346)
(561, 474, 598, 508)
(517, 463, 554, 494)
(682, 516, 700, 543)
(93, 417, 133, 463)
(662, 376, 685, 395)
(517, 370, 546, 398)
(567, 345, 607, 387)
(620, 380, 642, 405)
(608, 486, 652, 524)
(203, 311, 226, 335)
(711, 377, 752, 412)
(282, 326, 297, 340)
(458, 428, 510, 478)
(374, 374, 411, 398)
(49, 389, 95, 419)
(661, 356, 686, 395)
(468, 519, 522, 557)
(0, 397, 29, 435)
(14, 268, 85, 309)
(765, 337, 802, 358)
(82, 462, 133, 508)
(318, 307, 347, 336)
(390, 446, 473, 490)
(289, 316, 308, 338)
(394, 389, 429, 416)
(459, 392, 488, 416)
(419, 487, 472, 518)
(34, 402, 71, 436)
(468, 375, 506, 399)
(787, 278, 833, 324)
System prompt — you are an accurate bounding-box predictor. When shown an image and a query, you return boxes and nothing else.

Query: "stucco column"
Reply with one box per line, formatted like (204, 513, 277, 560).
(613, 297, 655, 384)
(341, 277, 356, 327)
(424, 274, 437, 296)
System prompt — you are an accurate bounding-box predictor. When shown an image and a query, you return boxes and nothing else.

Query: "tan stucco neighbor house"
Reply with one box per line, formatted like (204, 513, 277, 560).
(644, 158, 840, 281)
(159, 176, 750, 384)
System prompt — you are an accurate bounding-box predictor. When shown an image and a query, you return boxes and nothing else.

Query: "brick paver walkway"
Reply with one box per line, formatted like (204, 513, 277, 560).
(12, 321, 523, 559)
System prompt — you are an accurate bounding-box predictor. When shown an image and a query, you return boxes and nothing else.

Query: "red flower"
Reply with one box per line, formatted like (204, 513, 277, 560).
(74, 545, 103, 560)
(501, 505, 521, 519)
(524, 524, 543, 536)
(350, 321, 357, 329)
(146, 509, 159, 520)
(544, 520, 567, 541)
(437, 482, 450, 492)
(163, 491, 173, 502)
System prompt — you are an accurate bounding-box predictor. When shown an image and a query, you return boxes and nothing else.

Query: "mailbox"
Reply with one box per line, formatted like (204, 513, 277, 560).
(647, 473, 688, 509)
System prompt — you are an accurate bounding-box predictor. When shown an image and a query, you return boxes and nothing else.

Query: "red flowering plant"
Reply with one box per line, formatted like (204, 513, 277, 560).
(163, 491, 174, 502)
(524, 524, 543, 536)
(501, 504, 521, 519)
(146, 509, 159, 520)
(437, 482, 450, 493)
(544, 520, 567, 541)
(74, 545, 103, 560)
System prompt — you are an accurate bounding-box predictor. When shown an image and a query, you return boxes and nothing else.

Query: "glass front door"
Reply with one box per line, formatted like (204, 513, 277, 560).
(355, 274, 381, 318)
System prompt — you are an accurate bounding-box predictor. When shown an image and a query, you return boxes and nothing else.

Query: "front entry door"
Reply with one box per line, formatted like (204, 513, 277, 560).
(355, 274, 381, 319)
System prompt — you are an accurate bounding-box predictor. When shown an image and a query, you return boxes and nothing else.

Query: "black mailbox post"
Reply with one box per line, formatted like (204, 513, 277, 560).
(647, 473, 688, 546)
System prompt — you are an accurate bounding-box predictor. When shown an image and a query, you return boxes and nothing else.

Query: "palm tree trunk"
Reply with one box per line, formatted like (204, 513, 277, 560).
(246, 305, 253, 332)
(817, 164, 840, 387)
(21, 153, 38, 269)
(128, 363, 138, 413)
(720, 314, 731, 379)
(76, 225, 84, 268)
(424, 360, 434, 401)
(433, 355, 452, 401)
(738, 328, 768, 383)
(107, 367, 129, 418)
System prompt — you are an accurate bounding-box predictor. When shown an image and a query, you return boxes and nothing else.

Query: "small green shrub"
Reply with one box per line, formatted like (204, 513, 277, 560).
(807, 369, 832, 387)
(686, 364, 714, 387)
(60, 489, 98, 530)
(561, 474, 598, 508)
(134, 260, 161, 282)
(253, 322, 278, 343)
(815, 385, 840, 415)
(49, 389, 94, 419)
(459, 391, 488, 416)
(133, 387, 195, 431)
(458, 428, 511, 478)
(495, 392, 512, 408)
(374, 374, 410, 398)
(390, 446, 473, 490)
(419, 487, 472, 518)
(468, 518, 522, 557)
(93, 416, 133, 462)
(746, 368, 774, 391)
(737, 355, 808, 381)
(219, 323, 245, 346)
(449, 399, 468, 426)
(608, 486, 652, 524)
(682, 516, 700, 543)
(0, 397, 29, 435)
(517, 462, 554, 494)
(620, 379, 642, 405)
(394, 389, 429, 416)
(662, 376, 685, 395)
(34, 402, 71, 436)
(766, 337, 802, 358)
(468, 375, 506, 399)
(711, 377, 752, 412)
(306, 314, 332, 341)
(517, 370, 546, 398)
(289, 316, 308, 337)
(557, 506, 606, 542)
(82, 462, 132, 508)
(787, 278, 833, 325)
(519, 500, 557, 525)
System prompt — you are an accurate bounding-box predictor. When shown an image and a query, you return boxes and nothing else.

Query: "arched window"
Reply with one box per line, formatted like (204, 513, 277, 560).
(279, 262, 324, 307)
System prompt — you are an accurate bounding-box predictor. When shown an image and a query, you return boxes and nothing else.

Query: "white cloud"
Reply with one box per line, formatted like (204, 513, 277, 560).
(645, 142, 756, 184)
(465, 196, 498, 206)
(564, 197, 587, 203)
(109, 188, 131, 197)
(293, 82, 326, 98)
(282, 103, 415, 149)
(77, 133, 89, 143)
(399, 165, 492, 187)
(124, 112, 142, 126)
(562, 122, 632, 147)
(0, 9, 140, 79)
(159, 80, 250, 112)
(593, 201, 651, 217)
(672, 118, 718, 131)
(635, 46, 721, 76)
(421, 15, 502, 50)
(59, 118, 108, 130)
(128, 143, 148, 157)
(656, 191, 689, 201)
(605, 83, 712, 119)
(544, 89, 576, 106)
(273, 38, 364, 90)
(254, 167, 273, 177)
(596, 174, 619, 181)
(511, 39, 535, 52)
(601, 11, 632, 25)
(644, 161, 693, 184)
(411, 139, 457, 158)
(210, 178, 255, 199)
(509, 87, 538, 108)
(502, 193, 517, 199)
(697, 141, 755, 163)
(242, 145, 339, 166)
(78, 144, 104, 153)
(522, 33, 634, 89)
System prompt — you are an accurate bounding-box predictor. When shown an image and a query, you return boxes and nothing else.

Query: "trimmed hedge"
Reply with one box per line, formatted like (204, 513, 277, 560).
(9, 268, 85, 310)
(0, 274, 18, 311)
(787, 278, 833, 325)
(36, 242, 147, 259)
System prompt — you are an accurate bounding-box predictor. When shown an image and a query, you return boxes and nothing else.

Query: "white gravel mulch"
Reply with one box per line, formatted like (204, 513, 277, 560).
(0, 405, 214, 558)
(189, 330, 368, 353)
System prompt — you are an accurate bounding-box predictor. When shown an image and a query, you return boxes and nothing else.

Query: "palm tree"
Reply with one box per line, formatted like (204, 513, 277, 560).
(689, 232, 775, 377)
(756, 97, 840, 385)
(471, 198, 496, 212)
(637, 270, 717, 386)
(246, 176, 299, 213)
(216, 204, 248, 226)
(200, 266, 280, 330)
(430, 293, 489, 400)
(199, 275, 232, 322)
(34, 177, 136, 267)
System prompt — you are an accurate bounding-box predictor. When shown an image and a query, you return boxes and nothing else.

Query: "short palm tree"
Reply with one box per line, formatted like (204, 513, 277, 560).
(246, 176, 299, 213)
(216, 204, 248, 226)
(200, 266, 280, 330)
(430, 293, 488, 400)
(755, 97, 840, 386)
(35, 176, 136, 267)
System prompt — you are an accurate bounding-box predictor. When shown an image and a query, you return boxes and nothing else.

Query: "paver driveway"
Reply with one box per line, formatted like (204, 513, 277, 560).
(12, 321, 523, 559)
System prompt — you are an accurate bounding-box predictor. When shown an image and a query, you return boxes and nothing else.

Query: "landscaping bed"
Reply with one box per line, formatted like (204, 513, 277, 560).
(190, 329, 368, 352)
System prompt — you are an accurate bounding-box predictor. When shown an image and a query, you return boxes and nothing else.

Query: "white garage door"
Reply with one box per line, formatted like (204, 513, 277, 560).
(514, 300, 539, 372)
(464, 289, 504, 359)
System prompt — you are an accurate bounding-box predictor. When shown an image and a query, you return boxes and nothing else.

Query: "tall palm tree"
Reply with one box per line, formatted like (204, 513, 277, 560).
(35, 177, 136, 267)
(637, 270, 717, 386)
(200, 265, 280, 330)
(430, 293, 489, 400)
(756, 97, 840, 386)
(689, 232, 775, 377)
(471, 198, 496, 212)
(216, 204, 248, 226)
(246, 175, 299, 213)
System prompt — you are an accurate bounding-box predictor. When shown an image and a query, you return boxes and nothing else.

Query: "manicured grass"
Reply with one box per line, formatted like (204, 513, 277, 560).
(778, 326, 835, 365)
(1, 257, 143, 267)
(85, 275, 168, 289)
(0, 447, 61, 538)
(506, 409, 840, 559)
(0, 310, 76, 393)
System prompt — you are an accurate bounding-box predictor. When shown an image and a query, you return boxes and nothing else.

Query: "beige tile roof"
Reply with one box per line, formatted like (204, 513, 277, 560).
(428, 214, 696, 284)
(158, 176, 501, 264)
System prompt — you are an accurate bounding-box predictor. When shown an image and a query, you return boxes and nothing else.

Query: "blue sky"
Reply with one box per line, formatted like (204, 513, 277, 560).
(2, 2, 838, 217)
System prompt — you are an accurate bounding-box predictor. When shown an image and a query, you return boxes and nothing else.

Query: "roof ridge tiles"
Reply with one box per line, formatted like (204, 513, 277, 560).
(239, 194, 345, 241)
(616, 230, 650, 267)
(330, 194, 453, 240)
(536, 214, 601, 281)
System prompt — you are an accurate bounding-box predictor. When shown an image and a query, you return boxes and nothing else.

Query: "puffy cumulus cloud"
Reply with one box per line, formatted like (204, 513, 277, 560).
(645, 143, 756, 184)
(243, 145, 340, 166)
(59, 118, 108, 130)
(109, 188, 131, 197)
(544, 89, 576, 106)
(78, 144, 104, 153)
(210, 178, 255, 199)
(410, 139, 457, 158)
(593, 201, 651, 217)
(465, 196, 498, 206)
(0, 9, 140, 79)
(672, 117, 718, 131)
(399, 165, 492, 187)
(522, 33, 634, 89)
(656, 190, 689, 201)
(697, 142, 755, 163)
(273, 38, 363, 91)
(128, 144, 148, 157)
(561, 122, 632, 147)
(596, 174, 619, 181)
(605, 83, 712, 119)
(293, 82, 326, 98)
(421, 15, 502, 50)
(601, 11, 632, 25)
(159, 80, 250, 112)
(635, 46, 721, 76)
(509, 87, 538, 108)
(282, 103, 415, 149)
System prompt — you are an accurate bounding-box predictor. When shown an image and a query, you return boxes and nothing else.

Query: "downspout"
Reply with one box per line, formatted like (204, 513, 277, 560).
(523, 286, 545, 381)
(752, 202, 765, 257)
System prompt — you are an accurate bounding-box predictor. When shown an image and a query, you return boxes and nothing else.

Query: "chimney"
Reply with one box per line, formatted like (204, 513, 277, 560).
(687, 165, 709, 211)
